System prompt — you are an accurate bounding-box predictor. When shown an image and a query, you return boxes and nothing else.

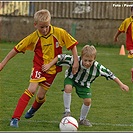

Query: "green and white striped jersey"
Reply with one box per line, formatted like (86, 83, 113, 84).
(57, 54, 116, 88)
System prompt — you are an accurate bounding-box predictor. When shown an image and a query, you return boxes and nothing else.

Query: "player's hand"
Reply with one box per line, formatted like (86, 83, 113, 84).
(120, 84, 129, 92)
(114, 36, 118, 42)
(72, 61, 79, 75)
(42, 64, 51, 72)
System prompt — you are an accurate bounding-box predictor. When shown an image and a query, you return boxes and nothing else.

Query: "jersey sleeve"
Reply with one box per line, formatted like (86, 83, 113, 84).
(14, 31, 38, 53)
(61, 29, 78, 50)
(56, 54, 73, 67)
(95, 61, 116, 80)
(118, 18, 131, 33)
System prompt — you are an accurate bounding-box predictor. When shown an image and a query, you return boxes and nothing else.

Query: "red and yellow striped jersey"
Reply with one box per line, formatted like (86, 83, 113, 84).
(14, 25, 78, 74)
(118, 16, 133, 50)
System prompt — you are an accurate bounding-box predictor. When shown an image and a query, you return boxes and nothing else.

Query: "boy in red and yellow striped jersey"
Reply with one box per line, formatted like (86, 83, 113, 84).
(0, 9, 79, 127)
(114, 6, 133, 81)
(114, 6, 133, 58)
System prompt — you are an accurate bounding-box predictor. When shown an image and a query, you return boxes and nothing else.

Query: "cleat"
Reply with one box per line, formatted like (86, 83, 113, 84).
(25, 107, 36, 119)
(63, 111, 71, 118)
(10, 118, 19, 128)
(78, 119, 92, 127)
(128, 54, 133, 58)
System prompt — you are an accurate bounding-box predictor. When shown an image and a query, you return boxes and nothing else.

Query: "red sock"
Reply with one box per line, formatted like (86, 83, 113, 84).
(32, 97, 46, 111)
(12, 89, 33, 120)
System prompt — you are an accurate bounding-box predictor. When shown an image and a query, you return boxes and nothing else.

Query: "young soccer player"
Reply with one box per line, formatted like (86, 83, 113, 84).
(42, 45, 129, 127)
(114, 6, 133, 81)
(0, 9, 79, 128)
(114, 6, 133, 58)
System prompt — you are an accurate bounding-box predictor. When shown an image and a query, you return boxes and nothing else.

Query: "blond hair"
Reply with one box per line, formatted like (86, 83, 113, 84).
(81, 45, 97, 59)
(34, 9, 51, 23)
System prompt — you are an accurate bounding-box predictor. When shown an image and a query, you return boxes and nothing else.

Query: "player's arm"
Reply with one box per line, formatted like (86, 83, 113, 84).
(71, 45, 79, 75)
(42, 56, 58, 72)
(99, 64, 129, 92)
(0, 49, 18, 71)
(114, 30, 122, 42)
(113, 77, 129, 92)
(42, 54, 73, 72)
(62, 29, 79, 75)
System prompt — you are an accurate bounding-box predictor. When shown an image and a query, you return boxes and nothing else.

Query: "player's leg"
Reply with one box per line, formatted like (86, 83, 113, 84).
(25, 73, 57, 119)
(10, 82, 38, 127)
(63, 85, 73, 117)
(75, 85, 92, 126)
(25, 85, 48, 119)
(79, 98, 92, 126)
(63, 77, 73, 117)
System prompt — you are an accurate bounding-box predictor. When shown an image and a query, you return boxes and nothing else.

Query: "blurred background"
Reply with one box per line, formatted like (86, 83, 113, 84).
(0, 1, 132, 45)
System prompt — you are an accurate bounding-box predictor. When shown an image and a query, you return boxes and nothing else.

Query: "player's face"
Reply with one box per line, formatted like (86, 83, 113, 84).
(34, 21, 50, 36)
(82, 55, 95, 69)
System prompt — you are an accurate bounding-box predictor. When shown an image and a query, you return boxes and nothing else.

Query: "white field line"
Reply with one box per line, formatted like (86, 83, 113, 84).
(20, 119, 133, 127)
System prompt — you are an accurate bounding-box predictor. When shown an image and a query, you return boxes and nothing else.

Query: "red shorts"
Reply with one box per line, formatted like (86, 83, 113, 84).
(30, 68, 57, 89)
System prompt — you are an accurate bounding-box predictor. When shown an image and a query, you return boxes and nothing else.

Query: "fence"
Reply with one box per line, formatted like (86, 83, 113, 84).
(0, 1, 133, 19)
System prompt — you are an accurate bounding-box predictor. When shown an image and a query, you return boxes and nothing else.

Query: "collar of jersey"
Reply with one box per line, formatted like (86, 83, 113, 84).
(37, 25, 53, 38)
(80, 60, 88, 69)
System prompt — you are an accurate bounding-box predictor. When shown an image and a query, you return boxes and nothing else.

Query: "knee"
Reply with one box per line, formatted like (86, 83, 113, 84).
(36, 86, 47, 100)
(64, 89, 71, 93)
(64, 85, 72, 93)
(37, 95, 45, 101)
(84, 98, 91, 106)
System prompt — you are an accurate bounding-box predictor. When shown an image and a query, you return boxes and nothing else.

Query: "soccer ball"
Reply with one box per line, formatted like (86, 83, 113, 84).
(59, 116, 78, 131)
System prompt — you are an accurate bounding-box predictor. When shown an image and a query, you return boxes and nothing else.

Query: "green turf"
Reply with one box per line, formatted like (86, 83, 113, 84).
(0, 42, 132, 131)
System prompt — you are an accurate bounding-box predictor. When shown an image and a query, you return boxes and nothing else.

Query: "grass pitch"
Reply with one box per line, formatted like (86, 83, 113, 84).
(0, 41, 132, 132)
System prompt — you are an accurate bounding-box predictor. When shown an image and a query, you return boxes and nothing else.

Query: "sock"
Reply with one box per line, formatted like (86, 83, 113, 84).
(63, 91, 71, 112)
(12, 89, 34, 120)
(79, 104, 91, 121)
(32, 96, 46, 111)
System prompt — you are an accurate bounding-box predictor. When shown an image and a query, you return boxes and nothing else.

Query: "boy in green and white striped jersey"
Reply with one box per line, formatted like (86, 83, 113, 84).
(42, 45, 129, 126)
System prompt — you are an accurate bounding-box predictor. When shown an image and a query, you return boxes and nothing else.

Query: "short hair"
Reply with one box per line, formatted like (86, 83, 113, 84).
(34, 9, 51, 23)
(81, 45, 97, 59)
